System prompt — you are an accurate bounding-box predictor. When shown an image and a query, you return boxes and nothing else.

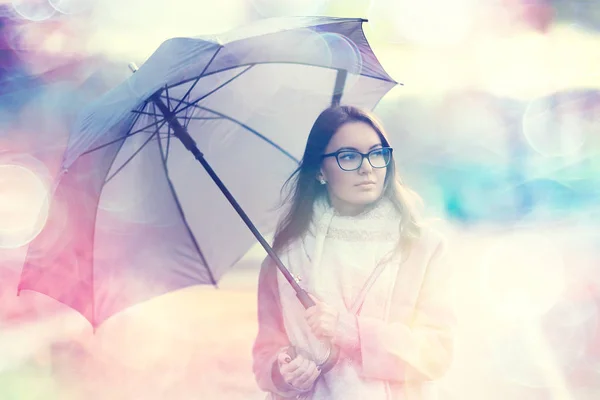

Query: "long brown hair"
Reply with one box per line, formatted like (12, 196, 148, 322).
(272, 105, 422, 256)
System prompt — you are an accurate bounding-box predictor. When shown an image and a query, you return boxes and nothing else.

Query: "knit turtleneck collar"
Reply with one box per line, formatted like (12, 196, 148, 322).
(314, 194, 397, 221)
(310, 195, 402, 243)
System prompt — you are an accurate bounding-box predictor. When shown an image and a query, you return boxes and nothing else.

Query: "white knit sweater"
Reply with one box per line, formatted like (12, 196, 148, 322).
(276, 196, 403, 399)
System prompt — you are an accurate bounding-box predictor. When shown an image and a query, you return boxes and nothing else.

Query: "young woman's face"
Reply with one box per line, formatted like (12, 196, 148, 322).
(318, 121, 388, 215)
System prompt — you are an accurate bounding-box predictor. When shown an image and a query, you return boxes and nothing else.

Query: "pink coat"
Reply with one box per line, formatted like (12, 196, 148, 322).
(252, 228, 455, 399)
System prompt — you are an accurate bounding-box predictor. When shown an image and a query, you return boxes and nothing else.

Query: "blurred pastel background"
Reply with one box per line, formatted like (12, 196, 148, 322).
(1, 0, 599, 399)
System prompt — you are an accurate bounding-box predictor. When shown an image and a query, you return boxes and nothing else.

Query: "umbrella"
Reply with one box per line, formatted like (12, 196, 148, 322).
(18, 17, 397, 358)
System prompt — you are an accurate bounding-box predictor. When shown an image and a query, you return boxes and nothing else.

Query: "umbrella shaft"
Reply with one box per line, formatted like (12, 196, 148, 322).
(151, 94, 314, 309)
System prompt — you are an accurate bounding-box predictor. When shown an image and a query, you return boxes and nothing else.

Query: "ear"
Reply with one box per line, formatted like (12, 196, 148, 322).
(317, 169, 327, 181)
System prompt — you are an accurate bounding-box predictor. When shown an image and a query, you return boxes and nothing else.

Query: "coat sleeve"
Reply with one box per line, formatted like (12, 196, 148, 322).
(337, 236, 456, 382)
(252, 256, 303, 398)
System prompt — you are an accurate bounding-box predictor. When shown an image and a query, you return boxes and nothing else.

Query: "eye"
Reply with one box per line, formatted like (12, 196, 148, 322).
(370, 149, 384, 157)
(339, 152, 359, 161)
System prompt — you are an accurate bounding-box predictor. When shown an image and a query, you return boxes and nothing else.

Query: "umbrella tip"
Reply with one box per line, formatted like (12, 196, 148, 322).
(128, 62, 139, 73)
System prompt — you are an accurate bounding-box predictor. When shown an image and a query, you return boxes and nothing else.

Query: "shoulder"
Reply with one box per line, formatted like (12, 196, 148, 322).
(258, 255, 279, 285)
(260, 255, 280, 275)
(414, 224, 447, 259)
(260, 255, 273, 269)
(415, 225, 454, 288)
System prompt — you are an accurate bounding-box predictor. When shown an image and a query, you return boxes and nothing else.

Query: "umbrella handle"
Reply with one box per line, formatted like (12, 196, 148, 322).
(285, 343, 340, 375)
(291, 289, 341, 374)
(295, 288, 315, 309)
(316, 344, 340, 374)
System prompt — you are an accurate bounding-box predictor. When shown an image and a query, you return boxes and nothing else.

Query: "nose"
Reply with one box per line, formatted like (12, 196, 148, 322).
(358, 155, 373, 174)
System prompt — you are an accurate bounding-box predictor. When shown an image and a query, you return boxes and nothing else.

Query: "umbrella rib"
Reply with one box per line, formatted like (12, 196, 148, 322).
(164, 61, 396, 93)
(80, 105, 150, 157)
(86, 106, 150, 329)
(183, 116, 223, 121)
(80, 135, 133, 157)
(331, 68, 347, 106)
(165, 86, 172, 109)
(150, 102, 169, 162)
(166, 125, 172, 162)
(172, 46, 223, 115)
(126, 115, 168, 136)
(149, 114, 222, 123)
(183, 95, 193, 130)
(81, 115, 168, 158)
(155, 124, 218, 286)
(104, 125, 163, 185)
(131, 110, 162, 118)
(195, 105, 299, 163)
(163, 87, 175, 159)
(160, 96, 299, 164)
(172, 64, 255, 117)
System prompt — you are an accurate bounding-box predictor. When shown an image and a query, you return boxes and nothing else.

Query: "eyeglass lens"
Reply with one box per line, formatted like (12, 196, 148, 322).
(337, 148, 391, 171)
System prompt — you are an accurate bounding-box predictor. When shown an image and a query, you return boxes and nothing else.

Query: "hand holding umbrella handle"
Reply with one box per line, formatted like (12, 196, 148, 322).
(289, 288, 341, 374)
(283, 341, 340, 376)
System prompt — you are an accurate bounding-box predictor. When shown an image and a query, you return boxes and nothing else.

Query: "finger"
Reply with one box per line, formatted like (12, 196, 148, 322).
(304, 361, 321, 384)
(306, 307, 324, 321)
(320, 308, 336, 320)
(289, 357, 312, 385)
(307, 362, 322, 384)
(311, 326, 325, 340)
(280, 354, 305, 375)
(307, 320, 322, 338)
(322, 321, 335, 335)
(312, 326, 324, 339)
(277, 351, 292, 365)
(307, 310, 329, 324)
(303, 360, 318, 381)
(321, 303, 334, 312)
(305, 313, 319, 328)
(305, 308, 317, 321)
(318, 327, 334, 340)
(306, 315, 325, 332)
(284, 357, 307, 384)
(293, 361, 318, 389)
(304, 306, 319, 316)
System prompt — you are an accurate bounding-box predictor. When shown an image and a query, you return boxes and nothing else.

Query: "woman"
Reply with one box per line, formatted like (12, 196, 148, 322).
(252, 105, 455, 399)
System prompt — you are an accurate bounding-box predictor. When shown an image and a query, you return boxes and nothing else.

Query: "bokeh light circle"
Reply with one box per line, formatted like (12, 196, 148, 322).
(249, 0, 329, 18)
(523, 91, 600, 157)
(0, 163, 50, 249)
(48, 0, 93, 15)
(11, 0, 56, 22)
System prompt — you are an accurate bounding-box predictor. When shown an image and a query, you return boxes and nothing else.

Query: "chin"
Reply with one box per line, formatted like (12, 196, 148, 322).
(352, 191, 382, 206)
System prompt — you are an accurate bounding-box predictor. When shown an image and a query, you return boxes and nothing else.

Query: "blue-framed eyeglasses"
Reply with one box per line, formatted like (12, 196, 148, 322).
(322, 147, 393, 171)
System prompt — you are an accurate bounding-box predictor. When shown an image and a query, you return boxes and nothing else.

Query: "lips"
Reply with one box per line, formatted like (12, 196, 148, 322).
(356, 181, 376, 187)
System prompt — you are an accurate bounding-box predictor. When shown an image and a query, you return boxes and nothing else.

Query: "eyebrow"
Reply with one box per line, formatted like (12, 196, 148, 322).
(336, 144, 383, 152)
